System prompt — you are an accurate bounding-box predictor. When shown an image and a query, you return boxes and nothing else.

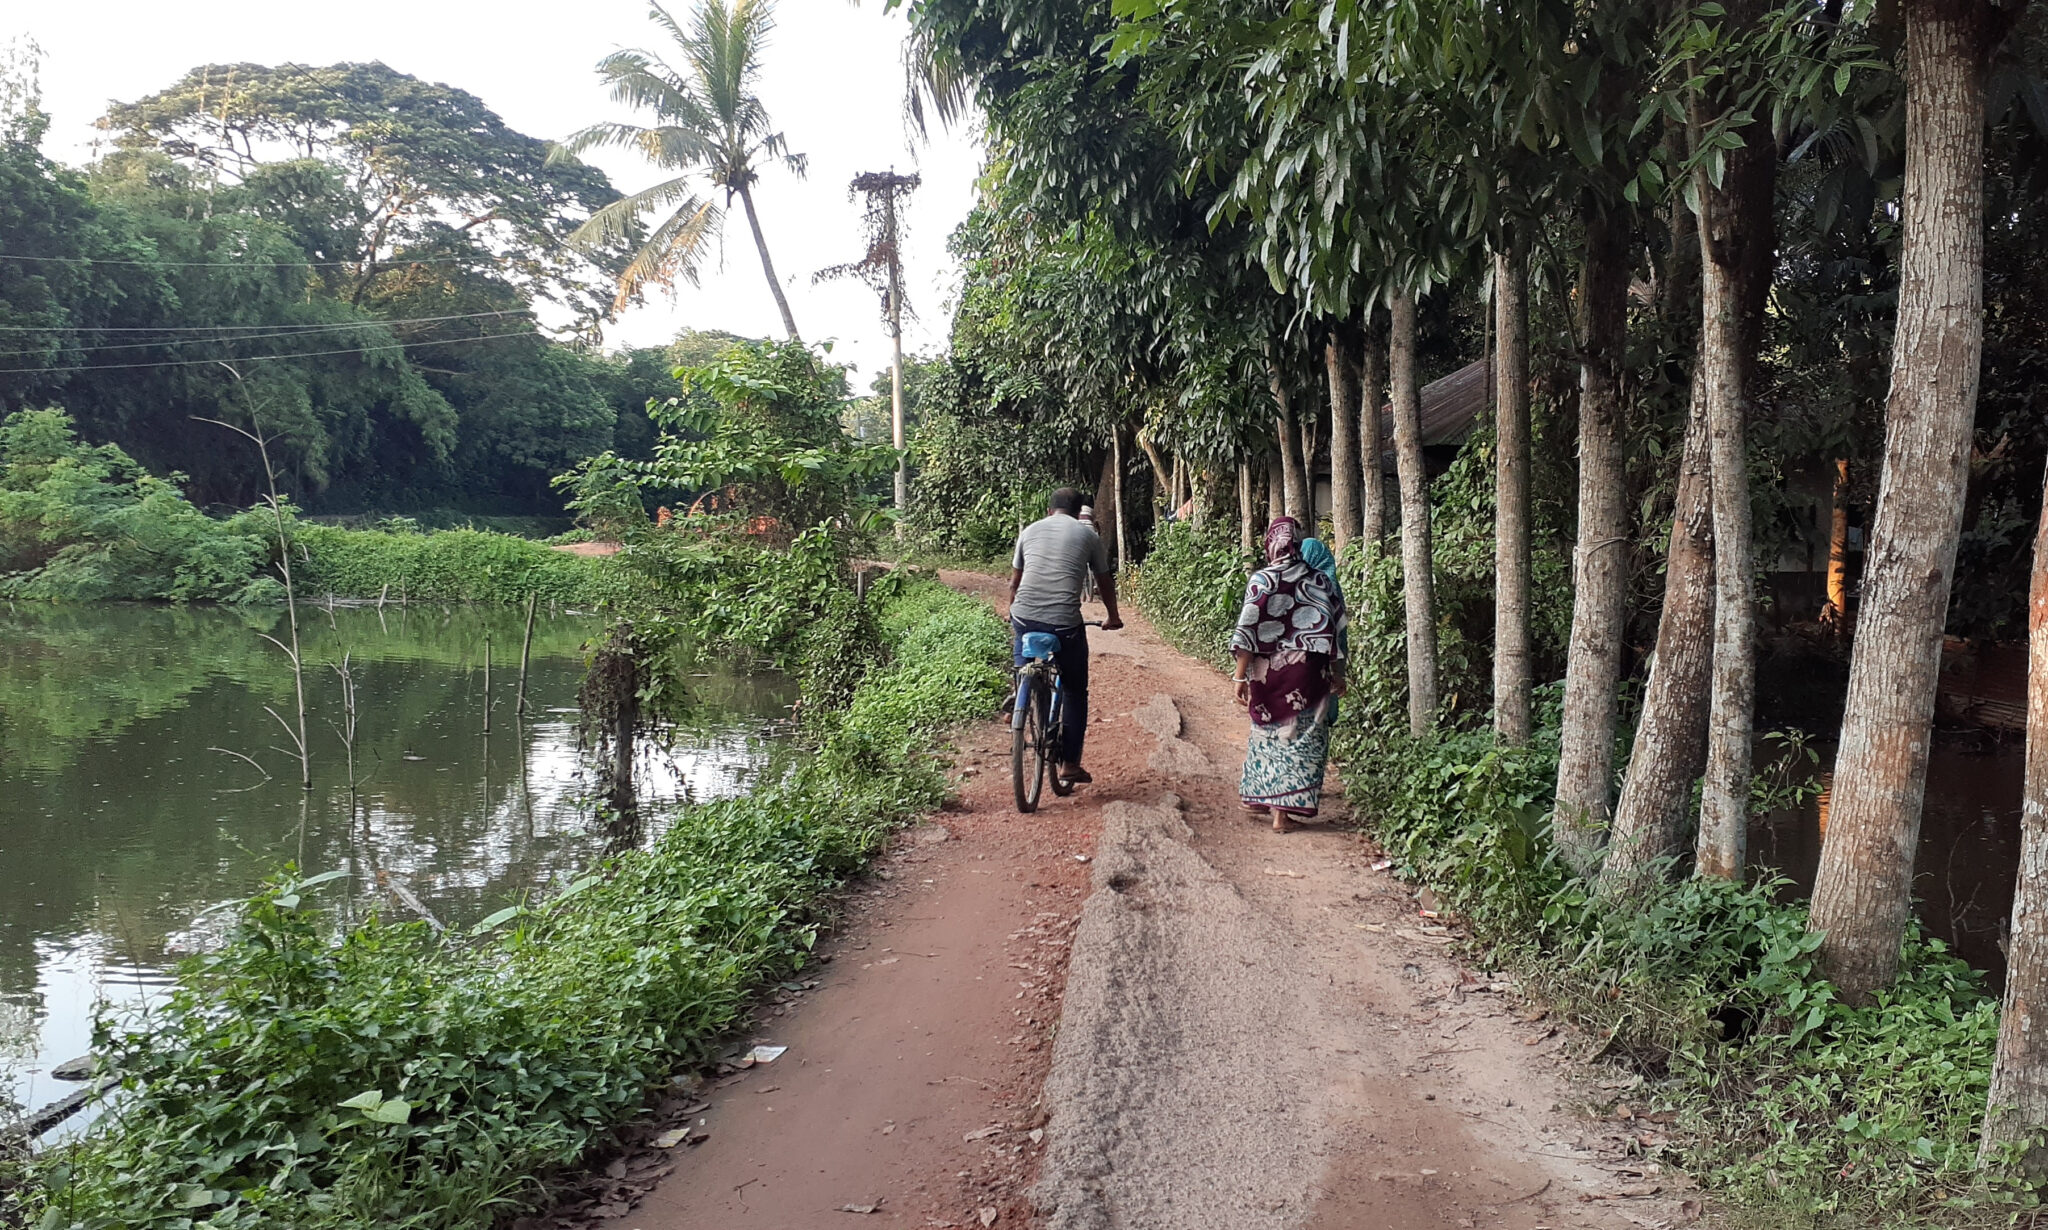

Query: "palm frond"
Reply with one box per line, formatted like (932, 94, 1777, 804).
(614, 197, 723, 310)
(568, 175, 705, 248)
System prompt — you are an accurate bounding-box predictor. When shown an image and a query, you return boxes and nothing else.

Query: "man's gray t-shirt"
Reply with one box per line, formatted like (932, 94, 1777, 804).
(1010, 514, 1109, 628)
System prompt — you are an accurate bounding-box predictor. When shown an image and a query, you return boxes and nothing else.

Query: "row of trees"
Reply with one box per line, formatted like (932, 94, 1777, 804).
(897, 0, 2048, 1163)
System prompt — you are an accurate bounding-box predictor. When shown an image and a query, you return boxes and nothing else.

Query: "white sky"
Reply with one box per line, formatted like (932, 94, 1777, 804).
(9, 0, 985, 387)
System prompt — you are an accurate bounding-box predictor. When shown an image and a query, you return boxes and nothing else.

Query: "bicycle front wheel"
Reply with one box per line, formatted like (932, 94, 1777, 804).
(1012, 674, 1045, 813)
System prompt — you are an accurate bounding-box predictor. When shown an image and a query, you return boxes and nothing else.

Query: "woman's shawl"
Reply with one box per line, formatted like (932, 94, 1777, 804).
(1230, 557, 1344, 658)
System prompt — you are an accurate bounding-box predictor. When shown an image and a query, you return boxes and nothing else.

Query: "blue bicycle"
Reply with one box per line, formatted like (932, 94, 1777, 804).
(1011, 623, 1099, 813)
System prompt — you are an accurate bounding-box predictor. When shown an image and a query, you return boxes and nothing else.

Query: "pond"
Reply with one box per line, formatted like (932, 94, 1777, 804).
(1753, 730, 2024, 989)
(0, 601, 795, 1126)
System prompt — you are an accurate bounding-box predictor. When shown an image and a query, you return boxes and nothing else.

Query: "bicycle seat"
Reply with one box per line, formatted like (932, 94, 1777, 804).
(1019, 631, 1062, 661)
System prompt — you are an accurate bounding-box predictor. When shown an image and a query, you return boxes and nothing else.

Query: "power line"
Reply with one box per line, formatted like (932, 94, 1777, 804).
(0, 250, 528, 270)
(0, 315, 535, 358)
(0, 309, 527, 334)
(0, 329, 543, 376)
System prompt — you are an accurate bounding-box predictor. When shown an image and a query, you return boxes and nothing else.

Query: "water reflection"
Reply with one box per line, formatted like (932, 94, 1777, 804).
(1752, 731, 2024, 988)
(0, 601, 794, 1121)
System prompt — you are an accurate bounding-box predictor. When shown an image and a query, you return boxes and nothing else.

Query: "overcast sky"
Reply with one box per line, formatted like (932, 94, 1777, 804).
(9, 0, 985, 386)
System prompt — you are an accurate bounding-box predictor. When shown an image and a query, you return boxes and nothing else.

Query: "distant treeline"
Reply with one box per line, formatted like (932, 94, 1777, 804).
(0, 59, 745, 515)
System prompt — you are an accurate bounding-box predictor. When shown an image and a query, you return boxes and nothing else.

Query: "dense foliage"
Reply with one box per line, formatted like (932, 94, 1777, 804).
(19, 566, 1007, 1230)
(0, 55, 711, 516)
(0, 408, 278, 602)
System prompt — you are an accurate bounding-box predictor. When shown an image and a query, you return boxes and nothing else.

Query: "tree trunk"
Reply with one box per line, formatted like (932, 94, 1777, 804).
(1493, 243, 1533, 746)
(1240, 461, 1256, 555)
(1096, 448, 1120, 564)
(1693, 76, 1777, 882)
(1810, 0, 1997, 1003)
(1327, 326, 1363, 554)
(1605, 379, 1717, 889)
(1139, 433, 1171, 516)
(1981, 463, 2048, 1173)
(737, 182, 800, 342)
(1825, 458, 1852, 633)
(1553, 204, 1634, 872)
(1267, 450, 1286, 525)
(1267, 342, 1311, 520)
(1112, 430, 1129, 572)
(1359, 320, 1387, 551)
(1390, 290, 1437, 737)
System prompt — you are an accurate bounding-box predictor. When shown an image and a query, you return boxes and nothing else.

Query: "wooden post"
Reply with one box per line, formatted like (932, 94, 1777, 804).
(515, 592, 538, 718)
(482, 636, 492, 735)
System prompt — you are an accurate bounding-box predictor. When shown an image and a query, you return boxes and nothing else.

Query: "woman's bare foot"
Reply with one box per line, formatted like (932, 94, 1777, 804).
(1270, 809, 1301, 833)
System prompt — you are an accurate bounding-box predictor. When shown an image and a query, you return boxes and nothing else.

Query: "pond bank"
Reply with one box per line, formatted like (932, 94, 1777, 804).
(9, 572, 1008, 1230)
(0, 601, 790, 1133)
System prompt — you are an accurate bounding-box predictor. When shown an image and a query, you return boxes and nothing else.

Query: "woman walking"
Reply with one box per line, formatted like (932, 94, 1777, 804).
(1232, 517, 1347, 830)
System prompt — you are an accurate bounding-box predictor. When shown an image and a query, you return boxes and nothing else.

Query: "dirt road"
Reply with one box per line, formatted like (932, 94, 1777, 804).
(588, 573, 1698, 1230)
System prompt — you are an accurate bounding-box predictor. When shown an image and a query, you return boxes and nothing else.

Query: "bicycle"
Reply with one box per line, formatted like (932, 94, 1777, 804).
(1011, 621, 1100, 813)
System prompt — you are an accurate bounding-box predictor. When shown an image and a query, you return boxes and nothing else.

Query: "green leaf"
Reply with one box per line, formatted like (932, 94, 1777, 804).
(366, 1098, 413, 1125)
(338, 1090, 384, 1111)
(471, 905, 526, 935)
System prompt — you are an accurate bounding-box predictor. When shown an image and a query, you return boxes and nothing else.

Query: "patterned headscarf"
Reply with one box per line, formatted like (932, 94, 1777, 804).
(1232, 518, 1342, 660)
(1299, 537, 1343, 607)
(1264, 516, 1301, 564)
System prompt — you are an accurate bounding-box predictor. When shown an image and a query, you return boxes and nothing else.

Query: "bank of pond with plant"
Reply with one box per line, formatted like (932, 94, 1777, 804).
(3, 528, 1007, 1230)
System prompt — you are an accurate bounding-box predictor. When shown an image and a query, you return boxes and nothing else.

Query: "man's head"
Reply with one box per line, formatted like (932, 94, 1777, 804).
(1048, 487, 1085, 517)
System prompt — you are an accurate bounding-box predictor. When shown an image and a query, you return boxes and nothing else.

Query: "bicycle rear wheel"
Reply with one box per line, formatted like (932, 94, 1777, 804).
(1047, 686, 1074, 796)
(1012, 673, 1045, 813)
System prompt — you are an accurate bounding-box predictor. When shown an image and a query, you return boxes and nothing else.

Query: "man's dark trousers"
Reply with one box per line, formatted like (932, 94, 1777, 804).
(1011, 617, 1089, 766)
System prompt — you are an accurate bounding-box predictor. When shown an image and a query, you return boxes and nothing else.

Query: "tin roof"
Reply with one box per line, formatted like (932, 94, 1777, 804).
(1374, 358, 1490, 463)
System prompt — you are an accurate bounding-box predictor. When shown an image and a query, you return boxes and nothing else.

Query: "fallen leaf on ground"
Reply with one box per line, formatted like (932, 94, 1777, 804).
(979, 1208, 999, 1227)
(840, 1203, 879, 1215)
(1262, 867, 1306, 878)
(963, 1125, 1003, 1141)
(652, 1129, 690, 1148)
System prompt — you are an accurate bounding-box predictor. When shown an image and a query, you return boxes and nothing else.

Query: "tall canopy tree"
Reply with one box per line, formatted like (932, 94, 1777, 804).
(102, 61, 624, 323)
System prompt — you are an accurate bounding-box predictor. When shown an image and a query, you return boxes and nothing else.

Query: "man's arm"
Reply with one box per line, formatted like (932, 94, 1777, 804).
(1096, 572, 1123, 630)
(1010, 568, 1024, 604)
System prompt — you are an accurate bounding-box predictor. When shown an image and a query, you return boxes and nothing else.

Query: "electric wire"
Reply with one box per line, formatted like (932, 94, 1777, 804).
(0, 315, 536, 359)
(0, 328, 544, 375)
(0, 309, 527, 334)
(0, 250, 527, 270)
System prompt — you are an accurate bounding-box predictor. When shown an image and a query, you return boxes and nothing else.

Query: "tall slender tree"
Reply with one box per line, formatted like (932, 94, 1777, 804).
(1390, 291, 1439, 736)
(1327, 325, 1363, 552)
(1359, 321, 1388, 550)
(1552, 201, 1635, 870)
(557, 0, 806, 337)
(1981, 463, 2048, 1172)
(1810, 0, 2026, 1001)
(1492, 241, 1533, 745)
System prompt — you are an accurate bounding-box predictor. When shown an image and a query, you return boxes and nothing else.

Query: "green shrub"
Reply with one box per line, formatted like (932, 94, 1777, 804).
(0, 408, 280, 603)
(1124, 519, 1248, 669)
(294, 524, 622, 606)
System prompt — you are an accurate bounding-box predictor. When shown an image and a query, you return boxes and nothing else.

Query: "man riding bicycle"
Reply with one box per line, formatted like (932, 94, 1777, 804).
(1009, 487, 1123, 785)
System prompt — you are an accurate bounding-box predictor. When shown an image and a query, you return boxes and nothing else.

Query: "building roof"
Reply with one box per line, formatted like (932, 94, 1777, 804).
(1375, 357, 1489, 461)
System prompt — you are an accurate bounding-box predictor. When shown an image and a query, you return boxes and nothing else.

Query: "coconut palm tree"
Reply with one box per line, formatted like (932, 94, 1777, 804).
(555, 0, 805, 338)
